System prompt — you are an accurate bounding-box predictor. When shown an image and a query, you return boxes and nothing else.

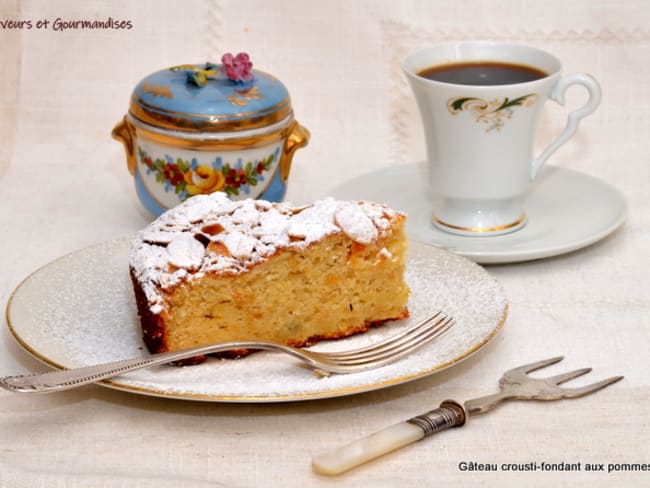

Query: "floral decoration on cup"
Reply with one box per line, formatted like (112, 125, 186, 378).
(447, 94, 538, 132)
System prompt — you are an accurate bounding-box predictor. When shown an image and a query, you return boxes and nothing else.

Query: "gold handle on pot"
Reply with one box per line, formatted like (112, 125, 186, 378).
(280, 120, 310, 181)
(112, 115, 137, 175)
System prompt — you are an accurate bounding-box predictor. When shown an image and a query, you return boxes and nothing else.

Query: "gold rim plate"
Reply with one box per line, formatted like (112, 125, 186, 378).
(5, 237, 507, 402)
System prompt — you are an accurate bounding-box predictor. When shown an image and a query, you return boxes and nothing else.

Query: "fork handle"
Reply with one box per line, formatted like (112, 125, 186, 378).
(0, 341, 290, 393)
(312, 400, 467, 476)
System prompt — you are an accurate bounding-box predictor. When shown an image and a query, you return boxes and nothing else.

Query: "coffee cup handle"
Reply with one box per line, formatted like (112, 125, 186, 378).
(530, 73, 601, 180)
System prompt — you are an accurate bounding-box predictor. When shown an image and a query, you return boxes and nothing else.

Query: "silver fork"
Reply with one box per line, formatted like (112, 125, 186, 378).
(312, 356, 624, 475)
(0, 311, 454, 394)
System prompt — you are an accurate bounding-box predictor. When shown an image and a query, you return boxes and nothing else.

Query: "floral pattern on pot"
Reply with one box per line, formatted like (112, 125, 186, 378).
(447, 94, 538, 132)
(137, 146, 279, 200)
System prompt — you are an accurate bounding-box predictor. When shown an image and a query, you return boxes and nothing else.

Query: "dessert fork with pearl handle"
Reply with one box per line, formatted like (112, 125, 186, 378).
(312, 356, 623, 475)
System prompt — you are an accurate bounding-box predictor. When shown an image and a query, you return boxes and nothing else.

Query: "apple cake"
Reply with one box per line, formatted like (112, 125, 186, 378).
(129, 192, 410, 360)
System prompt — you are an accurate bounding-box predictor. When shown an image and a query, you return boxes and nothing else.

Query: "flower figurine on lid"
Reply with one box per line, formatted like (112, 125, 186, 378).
(112, 52, 310, 216)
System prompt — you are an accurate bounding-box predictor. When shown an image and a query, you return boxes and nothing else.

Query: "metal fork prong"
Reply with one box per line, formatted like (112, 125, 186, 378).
(342, 316, 453, 364)
(331, 317, 454, 365)
(546, 367, 593, 385)
(322, 311, 445, 359)
(560, 375, 625, 398)
(505, 356, 565, 379)
(324, 318, 455, 371)
(324, 319, 443, 363)
(327, 314, 448, 362)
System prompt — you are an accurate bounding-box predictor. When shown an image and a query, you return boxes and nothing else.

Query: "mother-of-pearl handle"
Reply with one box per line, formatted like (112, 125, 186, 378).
(311, 400, 466, 476)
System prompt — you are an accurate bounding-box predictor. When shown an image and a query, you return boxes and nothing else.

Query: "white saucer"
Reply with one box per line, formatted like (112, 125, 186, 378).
(330, 163, 627, 264)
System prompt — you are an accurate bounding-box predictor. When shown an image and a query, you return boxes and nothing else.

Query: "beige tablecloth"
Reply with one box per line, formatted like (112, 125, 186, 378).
(1, 1, 648, 486)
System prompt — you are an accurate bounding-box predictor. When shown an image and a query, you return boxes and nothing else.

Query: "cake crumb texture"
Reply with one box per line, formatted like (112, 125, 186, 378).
(129, 192, 410, 355)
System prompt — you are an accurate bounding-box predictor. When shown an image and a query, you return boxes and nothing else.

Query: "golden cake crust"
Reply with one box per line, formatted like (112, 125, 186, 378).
(130, 192, 409, 359)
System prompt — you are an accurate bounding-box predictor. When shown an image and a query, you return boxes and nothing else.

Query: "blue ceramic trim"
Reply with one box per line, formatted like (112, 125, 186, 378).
(260, 166, 287, 202)
(135, 167, 166, 217)
(133, 64, 289, 123)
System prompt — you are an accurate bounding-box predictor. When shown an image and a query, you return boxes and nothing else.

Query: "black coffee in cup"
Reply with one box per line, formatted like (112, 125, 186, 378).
(418, 62, 547, 86)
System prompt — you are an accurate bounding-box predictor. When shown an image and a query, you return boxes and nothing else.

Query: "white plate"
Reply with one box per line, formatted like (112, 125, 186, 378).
(6, 238, 507, 402)
(331, 163, 627, 264)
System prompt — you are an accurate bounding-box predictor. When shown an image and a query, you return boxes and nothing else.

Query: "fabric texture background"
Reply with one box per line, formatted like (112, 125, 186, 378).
(0, 1, 648, 486)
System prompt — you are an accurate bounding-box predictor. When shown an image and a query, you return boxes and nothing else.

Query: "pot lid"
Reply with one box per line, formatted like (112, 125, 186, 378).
(129, 58, 292, 132)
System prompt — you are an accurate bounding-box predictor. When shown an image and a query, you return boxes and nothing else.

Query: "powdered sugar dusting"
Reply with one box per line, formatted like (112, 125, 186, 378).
(221, 232, 257, 259)
(334, 204, 378, 244)
(7, 238, 506, 402)
(167, 234, 205, 269)
(378, 247, 392, 259)
(129, 193, 404, 312)
(286, 200, 340, 241)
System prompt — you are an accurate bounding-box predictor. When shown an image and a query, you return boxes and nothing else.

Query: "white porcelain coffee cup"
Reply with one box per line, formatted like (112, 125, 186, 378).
(402, 42, 601, 236)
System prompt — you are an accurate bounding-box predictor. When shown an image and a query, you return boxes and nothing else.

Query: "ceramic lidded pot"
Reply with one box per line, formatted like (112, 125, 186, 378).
(112, 54, 309, 216)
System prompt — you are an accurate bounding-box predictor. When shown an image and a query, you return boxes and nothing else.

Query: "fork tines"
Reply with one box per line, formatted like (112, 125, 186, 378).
(324, 311, 454, 365)
(504, 355, 624, 398)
